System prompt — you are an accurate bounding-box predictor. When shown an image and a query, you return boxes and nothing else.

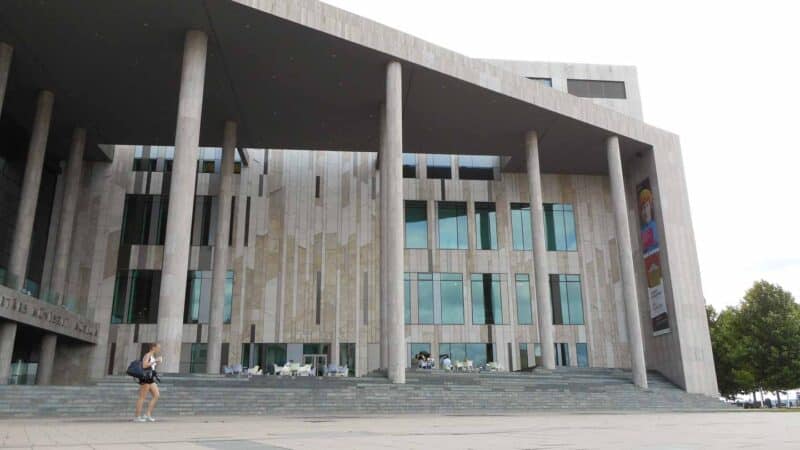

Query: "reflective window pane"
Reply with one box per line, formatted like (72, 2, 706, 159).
(427, 154, 452, 179)
(471, 273, 503, 325)
(474, 202, 497, 250)
(515, 274, 533, 325)
(403, 154, 417, 178)
(440, 273, 465, 324)
(576, 343, 589, 367)
(549, 274, 584, 325)
(404, 201, 428, 249)
(545, 203, 577, 251)
(438, 202, 468, 249)
(418, 273, 434, 324)
(511, 203, 532, 251)
(458, 155, 496, 180)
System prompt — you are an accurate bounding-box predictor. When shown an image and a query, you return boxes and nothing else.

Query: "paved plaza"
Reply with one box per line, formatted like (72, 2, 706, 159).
(0, 411, 796, 449)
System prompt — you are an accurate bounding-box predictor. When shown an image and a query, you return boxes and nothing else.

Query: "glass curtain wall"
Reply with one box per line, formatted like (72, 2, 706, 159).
(549, 274, 584, 325)
(438, 202, 468, 249)
(111, 270, 161, 323)
(404, 201, 428, 249)
(510, 203, 533, 251)
(544, 203, 577, 251)
(515, 274, 533, 325)
(471, 274, 503, 325)
(404, 273, 464, 324)
(474, 202, 497, 250)
(184, 270, 233, 324)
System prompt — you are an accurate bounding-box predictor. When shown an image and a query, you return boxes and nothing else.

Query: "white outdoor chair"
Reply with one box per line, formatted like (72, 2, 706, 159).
(247, 365, 262, 376)
(296, 364, 313, 376)
(466, 360, 474, 372)
(277, 364, 293, 376)
(455, 361, 465, 372)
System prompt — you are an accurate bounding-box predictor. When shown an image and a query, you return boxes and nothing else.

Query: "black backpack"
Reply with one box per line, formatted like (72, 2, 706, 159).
(126, 359, 144, 380)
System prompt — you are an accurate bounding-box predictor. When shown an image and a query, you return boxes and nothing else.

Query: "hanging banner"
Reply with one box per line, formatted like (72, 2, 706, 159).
(637, 179, 671, 335)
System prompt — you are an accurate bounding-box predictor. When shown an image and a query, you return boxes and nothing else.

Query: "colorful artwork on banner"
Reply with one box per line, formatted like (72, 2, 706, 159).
(637, 179, 671, 335)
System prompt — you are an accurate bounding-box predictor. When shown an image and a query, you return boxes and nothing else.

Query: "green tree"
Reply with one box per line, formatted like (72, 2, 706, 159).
(707, 305, 754, 397)
(735, 281, 800, 400)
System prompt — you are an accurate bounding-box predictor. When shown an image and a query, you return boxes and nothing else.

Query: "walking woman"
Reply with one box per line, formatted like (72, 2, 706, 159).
(134, 342, 162, 422)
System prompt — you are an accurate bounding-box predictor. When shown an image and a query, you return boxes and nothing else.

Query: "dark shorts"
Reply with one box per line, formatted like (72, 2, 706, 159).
(138, 378, 155, 385)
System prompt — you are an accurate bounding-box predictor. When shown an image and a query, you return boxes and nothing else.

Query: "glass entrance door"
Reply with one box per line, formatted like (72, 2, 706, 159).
(303, 354, 328, 376)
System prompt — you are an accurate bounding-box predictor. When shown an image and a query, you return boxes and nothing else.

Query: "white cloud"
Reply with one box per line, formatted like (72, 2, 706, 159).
(323, 0, 800, 309)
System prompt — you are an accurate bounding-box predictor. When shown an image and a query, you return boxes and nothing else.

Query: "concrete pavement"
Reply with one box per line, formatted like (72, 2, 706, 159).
(0, 411, 797, 449)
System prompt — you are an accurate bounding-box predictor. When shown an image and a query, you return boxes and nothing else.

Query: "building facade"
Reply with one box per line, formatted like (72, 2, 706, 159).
(0, 0, 717, 396)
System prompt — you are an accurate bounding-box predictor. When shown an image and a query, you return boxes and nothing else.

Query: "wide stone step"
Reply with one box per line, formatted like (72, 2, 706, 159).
(0, 368, 729, 417)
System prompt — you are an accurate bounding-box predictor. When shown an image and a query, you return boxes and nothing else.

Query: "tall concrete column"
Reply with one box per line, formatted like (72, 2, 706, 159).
(0, 43, 12, 116)
(606, 135, 648, 388)
(525, 131, 555, 370)
(8, 90, 54, 290)
(36, 333, 57, 385)
(49, 128, 86, 304)
(157, 30, 208, 372)
(378, 107, 388, 371)
(206, 121, 236, 374)
(382, 61, 405, 383)
(0, 321, 16, 385)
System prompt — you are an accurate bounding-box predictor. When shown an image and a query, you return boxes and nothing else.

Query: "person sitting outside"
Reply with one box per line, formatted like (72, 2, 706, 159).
(442, 355, 452, 371)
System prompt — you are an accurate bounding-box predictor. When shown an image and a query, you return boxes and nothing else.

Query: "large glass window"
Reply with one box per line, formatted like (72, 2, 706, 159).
(458, 155, 496, 180)
(438, 202, 468, 249)
(471, 274, 503, 325)
(440, 273, 465, 325)
(510, 203, 533, 251)
(515, 274, 533, 325)
(427, 154, 452, 179)
(544, 203, 577, 251)
(527, 77, 553, 87)
(403, 154, 417, 178)
(404, 273, 464, 325)
(555, 342, 570, 366)
(418, 273, 434, 324)
(184, 270, 233, 324)
(111, 270, 161, 324)
(439, 343, 493, 367)
(474, 202, 497, 250)
(185, 343, 207, 373)
(404, 201, 428, 249)
(121, 195, 169, 245)
(550, 274, 584, 325)
(576, 343, 589, 368)
(241, 343, 288, 371)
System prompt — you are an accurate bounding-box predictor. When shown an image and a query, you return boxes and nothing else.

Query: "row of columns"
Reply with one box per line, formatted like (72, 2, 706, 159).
(0, 41, 87, 385)
(376, 65, 646, 387)
(1, 31, 646, 387)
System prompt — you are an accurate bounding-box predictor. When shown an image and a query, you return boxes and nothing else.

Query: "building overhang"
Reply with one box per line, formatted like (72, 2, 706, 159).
(0, 0, 672, 173)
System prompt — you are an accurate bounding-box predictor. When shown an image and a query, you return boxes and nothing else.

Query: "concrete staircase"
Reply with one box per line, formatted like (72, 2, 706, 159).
(0, 368, 728, 418)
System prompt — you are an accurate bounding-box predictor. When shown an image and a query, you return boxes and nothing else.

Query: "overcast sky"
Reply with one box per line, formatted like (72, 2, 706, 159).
(324, 0, 799, 310)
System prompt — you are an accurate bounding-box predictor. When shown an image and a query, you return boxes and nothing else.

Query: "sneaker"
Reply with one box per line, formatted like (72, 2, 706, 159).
(133, 416, 146, 422)
(144, 415, 156, 422)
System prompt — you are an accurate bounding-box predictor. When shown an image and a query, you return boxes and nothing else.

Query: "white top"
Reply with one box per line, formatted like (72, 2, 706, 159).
(148, 354, 157, 371)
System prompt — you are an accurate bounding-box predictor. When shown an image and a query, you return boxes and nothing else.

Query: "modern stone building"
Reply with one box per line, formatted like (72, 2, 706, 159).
(0, 1, 717, 396)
